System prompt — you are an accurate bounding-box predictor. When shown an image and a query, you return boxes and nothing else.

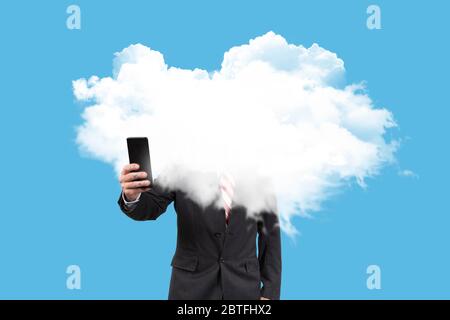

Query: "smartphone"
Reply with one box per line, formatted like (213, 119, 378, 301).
(127, 137, 153, 185)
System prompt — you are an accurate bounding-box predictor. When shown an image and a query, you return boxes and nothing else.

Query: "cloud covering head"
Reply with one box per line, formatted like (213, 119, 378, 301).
(73, 31, 396, 235)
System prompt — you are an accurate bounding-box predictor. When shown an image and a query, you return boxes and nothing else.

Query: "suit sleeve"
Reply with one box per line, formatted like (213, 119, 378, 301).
(257, 204, 282, 300)
(117, 178, 175, 221)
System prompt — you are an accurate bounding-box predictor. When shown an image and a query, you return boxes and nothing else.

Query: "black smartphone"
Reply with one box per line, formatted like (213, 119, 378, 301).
(127, 137, 153, 185)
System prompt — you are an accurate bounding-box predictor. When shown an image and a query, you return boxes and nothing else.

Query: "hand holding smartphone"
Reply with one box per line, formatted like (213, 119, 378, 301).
(127, 137, 153, 185)
(119, 137, 153, 202)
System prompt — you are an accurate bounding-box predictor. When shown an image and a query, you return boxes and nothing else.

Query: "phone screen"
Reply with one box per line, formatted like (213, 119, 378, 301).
(126, 137, 153, 184)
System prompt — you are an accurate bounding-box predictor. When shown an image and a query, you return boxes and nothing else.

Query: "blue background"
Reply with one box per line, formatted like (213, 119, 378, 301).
(0, 0, 449, 299)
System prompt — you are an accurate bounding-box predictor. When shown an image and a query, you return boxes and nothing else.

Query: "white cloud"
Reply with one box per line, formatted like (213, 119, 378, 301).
(398, 169, 418, 179)
(73, 31, 397, 235)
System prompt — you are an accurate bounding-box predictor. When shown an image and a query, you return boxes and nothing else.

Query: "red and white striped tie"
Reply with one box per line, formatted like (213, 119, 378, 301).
(219, 172, 235, 225)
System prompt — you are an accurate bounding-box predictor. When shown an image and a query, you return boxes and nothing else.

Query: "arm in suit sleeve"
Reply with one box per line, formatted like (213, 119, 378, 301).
(257, 204, 282, 300)
(117, 178, 175, 221)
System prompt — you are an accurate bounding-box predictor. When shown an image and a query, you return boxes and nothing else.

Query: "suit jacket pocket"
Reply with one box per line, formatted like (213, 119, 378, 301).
(171, 254, 198, 272)
(245, 258, 260, 273)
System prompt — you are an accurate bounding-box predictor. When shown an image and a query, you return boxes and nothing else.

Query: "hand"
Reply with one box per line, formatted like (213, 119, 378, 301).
(260, 297, 270, 300)
(119, 163, 151, 202)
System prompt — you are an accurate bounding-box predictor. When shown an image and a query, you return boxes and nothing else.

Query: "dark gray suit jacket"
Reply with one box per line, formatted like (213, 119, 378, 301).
(118, 179, 282, 300)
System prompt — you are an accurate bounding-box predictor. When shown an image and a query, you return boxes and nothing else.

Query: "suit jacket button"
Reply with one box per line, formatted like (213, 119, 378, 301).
(215, 233, 222, 238)
(219, 258, 225, 263)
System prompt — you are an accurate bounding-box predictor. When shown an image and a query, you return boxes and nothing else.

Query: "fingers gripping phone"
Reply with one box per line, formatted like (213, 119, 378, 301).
(127, 137, 153, 185)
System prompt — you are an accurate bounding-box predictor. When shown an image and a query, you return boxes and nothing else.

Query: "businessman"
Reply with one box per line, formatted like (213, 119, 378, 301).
(117, 163, 282, 300)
